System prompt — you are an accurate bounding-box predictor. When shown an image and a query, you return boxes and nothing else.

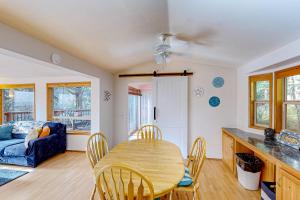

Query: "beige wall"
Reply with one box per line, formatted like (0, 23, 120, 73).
(0, 23, 114, 147)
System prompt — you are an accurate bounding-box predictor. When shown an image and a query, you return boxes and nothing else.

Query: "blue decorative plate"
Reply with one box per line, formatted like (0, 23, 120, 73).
(212, 77, 224, 88)
(209, 96, 220, 107)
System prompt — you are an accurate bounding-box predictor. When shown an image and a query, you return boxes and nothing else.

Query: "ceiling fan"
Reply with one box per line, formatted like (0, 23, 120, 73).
(154, 31, 213, 64)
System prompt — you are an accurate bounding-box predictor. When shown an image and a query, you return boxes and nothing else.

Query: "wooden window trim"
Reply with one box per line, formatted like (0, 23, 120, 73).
(47, 82, 91, 88)
(249, 73, 273, 130)
(128, 86, 142, 96)
(47, 82, 91, 134)
(275, 65, 300, 132)
(0, 84, 36, 124)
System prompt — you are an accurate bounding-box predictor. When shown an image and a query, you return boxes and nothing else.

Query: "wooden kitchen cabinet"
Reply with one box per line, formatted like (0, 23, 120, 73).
(277, 168, 300, 200)
(222, 131, 234, 172)
(222, 128, 300, 199)
(254, 152, 276, 182)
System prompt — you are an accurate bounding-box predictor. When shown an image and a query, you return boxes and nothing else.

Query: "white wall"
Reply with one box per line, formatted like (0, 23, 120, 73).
(0, 75, 100, 151)
(0, 23, 114, 147)
(114, 58, 237, 158)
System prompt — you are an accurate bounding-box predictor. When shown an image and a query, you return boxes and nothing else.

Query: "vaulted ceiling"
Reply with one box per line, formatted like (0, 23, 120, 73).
(1, 0, 300, 72)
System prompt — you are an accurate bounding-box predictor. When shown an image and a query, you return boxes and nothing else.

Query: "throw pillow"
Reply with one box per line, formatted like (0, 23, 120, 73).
(24, 128, 40, 149)
(0, 125, 13, 140)
(39, 126, 50, 138)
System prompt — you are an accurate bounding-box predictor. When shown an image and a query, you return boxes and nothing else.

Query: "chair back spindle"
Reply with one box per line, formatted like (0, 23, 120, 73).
(187, 137, 206, 182)
(96, 164, 154, 200)
(86, 132, 109, 168)
(137, 125, 162, 140)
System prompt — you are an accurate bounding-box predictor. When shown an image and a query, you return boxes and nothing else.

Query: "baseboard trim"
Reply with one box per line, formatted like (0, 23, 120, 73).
(206, 158, 222, 161)
(66, 150, 86, 153)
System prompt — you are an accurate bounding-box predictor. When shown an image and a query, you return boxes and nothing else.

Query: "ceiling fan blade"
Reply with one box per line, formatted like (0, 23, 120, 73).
(169, 51, 186, 56)
(175, 29, 216, 46)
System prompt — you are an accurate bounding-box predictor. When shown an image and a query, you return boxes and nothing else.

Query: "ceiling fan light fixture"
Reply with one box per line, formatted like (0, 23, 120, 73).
(154, 52, 170, 64)
(155, 44, 171, 53)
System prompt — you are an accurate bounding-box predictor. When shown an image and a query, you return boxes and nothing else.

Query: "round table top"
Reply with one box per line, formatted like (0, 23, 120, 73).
(94, 139, 185, 198)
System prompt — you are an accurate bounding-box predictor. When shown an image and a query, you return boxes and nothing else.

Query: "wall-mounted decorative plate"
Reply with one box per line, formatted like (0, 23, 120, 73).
(209, 96, 220, 107)
(193, 87, 204, 97)
(212, 77, 224, 88)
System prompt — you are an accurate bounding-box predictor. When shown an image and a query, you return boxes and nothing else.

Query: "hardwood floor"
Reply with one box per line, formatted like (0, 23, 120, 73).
(0, 152, 94, 200)
(0, 152, 260, 200)
(198, 159, 260, 200)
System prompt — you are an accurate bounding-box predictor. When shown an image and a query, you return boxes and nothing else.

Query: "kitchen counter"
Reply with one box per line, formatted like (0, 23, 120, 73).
(223, 128, 300, 173)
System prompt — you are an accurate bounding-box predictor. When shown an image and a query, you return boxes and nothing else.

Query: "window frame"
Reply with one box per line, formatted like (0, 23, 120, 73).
(249, 73, 273, 130)
(128, 86, 142, 135)
(47, 82, 91, 135)
(275, 66, 300, 132)
(0, 84, 36, 124)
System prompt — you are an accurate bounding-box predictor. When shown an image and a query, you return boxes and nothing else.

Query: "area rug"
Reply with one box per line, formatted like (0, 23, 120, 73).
(0, 169, 28, 186)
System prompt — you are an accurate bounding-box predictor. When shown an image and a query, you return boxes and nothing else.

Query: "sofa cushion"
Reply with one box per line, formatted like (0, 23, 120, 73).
(0, 139, 24, 153)
(0, 125, 13, 140)
(39, 126, 50, 138)
(24, 128, 40, 149)
(3, 143, 26, 157)
(11, 121, 45, 139)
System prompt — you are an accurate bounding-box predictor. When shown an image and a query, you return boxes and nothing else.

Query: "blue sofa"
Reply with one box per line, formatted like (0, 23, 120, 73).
(0, 122, 66, 167)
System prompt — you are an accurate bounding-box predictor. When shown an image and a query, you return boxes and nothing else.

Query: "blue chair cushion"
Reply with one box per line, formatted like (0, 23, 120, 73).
(178, 166, 193, 187)
(0, 125, 13, 140)
(184, 166, 190, 173)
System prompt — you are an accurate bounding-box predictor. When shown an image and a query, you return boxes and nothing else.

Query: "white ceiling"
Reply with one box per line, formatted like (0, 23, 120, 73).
(1, 0, 300, 72)
(0, 52, 80, 78)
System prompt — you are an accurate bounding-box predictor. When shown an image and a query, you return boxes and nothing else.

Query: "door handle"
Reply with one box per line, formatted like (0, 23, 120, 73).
(154, 107, 156, 120)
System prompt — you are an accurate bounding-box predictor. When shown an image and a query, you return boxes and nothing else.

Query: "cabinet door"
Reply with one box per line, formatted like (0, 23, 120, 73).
(222, 132, 234, 172)
(278, 169, 300, 200)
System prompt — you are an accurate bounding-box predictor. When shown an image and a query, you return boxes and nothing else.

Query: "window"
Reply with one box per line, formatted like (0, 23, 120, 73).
(128, 86, 141, 134)
(47, 82, 91, 134)
(140, 90, 152, 125)
(128, 84, 153, 137)
(249, 74, 273, 129)
(128, 94, 140, 133)
(275, 66, 300, 132)
(0, 84, 35, 124)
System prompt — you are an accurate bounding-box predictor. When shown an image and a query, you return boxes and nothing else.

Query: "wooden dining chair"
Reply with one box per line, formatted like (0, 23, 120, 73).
(86, 132, 109, 200)
(96, 163, 155, 200)
(137, 125, 163, 140)
(172, 137, 206, 200)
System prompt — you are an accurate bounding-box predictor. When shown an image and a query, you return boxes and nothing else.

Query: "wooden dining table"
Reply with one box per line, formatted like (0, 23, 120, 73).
(94, 139, 185, 198)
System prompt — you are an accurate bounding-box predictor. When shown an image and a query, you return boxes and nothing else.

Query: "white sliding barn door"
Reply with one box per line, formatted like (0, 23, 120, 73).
(153, 77, 188, 157)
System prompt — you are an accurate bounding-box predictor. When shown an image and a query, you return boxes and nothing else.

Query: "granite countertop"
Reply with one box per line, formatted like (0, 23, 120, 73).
(223, 128, 300, 172)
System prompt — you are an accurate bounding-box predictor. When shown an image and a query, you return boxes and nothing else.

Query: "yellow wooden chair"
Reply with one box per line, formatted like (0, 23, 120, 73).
(96, 163, 155, 200)
(172, 137, 206, 200)
(137, 125, 163, 140)
(86, 132, 109, 200)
